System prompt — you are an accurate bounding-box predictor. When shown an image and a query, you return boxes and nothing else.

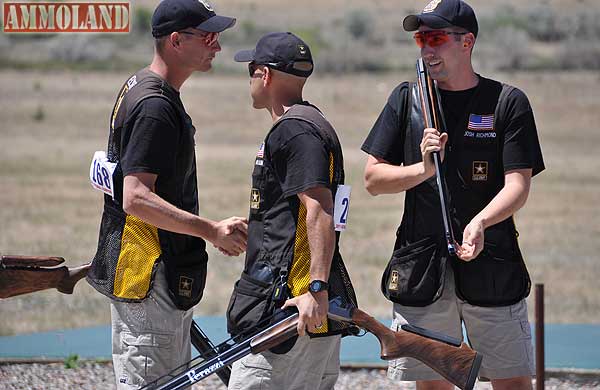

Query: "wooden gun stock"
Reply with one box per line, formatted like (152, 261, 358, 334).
(0, 255, 91, 299)
(346, 307, 480, 390)
(328, 298, 481, 390)
(0, 255, 66, 267)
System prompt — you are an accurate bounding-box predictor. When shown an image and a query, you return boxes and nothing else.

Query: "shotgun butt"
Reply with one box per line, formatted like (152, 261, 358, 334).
(57, 263, 91, 294)
(0, 258, 91, 298)
(352, 308, 482, 390)
(0, 266, 68, 298)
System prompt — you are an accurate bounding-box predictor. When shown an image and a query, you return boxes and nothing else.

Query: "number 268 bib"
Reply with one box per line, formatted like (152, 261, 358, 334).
(89, 151, 117, 199)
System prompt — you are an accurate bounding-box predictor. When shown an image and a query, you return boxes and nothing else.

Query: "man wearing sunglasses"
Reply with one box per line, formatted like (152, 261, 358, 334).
(226, 32, 358, 390)
(86, 1, 248, 388)
(361, 0, 544, 389)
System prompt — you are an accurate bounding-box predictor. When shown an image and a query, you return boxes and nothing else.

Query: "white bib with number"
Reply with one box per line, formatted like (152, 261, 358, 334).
(333, 184, 351, 232)
(89, 151, 117, 199)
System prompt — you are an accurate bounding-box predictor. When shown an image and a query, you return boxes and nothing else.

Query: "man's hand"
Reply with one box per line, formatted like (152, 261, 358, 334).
(456, 218, 485, 261)
(420, 128, 448, 177)
(282, 290, 328, 337)
(210, 217, 248, 257)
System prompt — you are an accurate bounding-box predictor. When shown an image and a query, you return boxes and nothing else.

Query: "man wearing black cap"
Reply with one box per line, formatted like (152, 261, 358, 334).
(361, 0, 544, 389)
(86, 1, 247, 388)
(225, 32, 357, 390)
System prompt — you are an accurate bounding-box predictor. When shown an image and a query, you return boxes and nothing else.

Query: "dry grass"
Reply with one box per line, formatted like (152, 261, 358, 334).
(1, 68, 599, 335)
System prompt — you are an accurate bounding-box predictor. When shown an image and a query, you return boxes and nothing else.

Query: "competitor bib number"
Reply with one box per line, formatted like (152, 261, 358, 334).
(89, 151, 117, 199)
(333, 185, 351, 232)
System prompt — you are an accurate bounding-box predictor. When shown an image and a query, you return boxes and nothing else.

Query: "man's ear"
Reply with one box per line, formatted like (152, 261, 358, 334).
(463, 32, 475, 50)
(169, 31, 182, 50)
(263, 66, 272, 86)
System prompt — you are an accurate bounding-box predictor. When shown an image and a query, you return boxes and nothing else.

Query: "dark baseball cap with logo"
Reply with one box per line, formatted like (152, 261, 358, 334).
(403, 0, 478, 38)
(152, 0, 236, 38)
(234, 32, 314, 78)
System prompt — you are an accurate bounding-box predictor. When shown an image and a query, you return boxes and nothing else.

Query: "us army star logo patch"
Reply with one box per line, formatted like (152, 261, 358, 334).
(179, 276, 193, 298)
(389, 270, 399, 291)
(472, 161, 488, 181)
(250, 188, 260, 209)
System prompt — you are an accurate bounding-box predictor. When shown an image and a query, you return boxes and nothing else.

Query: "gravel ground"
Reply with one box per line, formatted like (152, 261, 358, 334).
(1, 362, 600, 390)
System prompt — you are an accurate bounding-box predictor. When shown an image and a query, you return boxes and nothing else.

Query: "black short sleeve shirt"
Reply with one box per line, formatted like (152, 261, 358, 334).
(361, 82, 409, 166)
(120, 97, 181, 178)
(268, 119, 331, 197)
(500, 88, 545, 176)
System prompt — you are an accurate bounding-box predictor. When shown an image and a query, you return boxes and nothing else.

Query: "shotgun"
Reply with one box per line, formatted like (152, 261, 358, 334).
(144, 298, 482, 390)
(416, 58, 457, 255)
(0, 255, 90, 298)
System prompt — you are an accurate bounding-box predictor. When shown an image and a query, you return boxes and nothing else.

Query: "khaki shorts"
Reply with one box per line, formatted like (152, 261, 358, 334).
(228, 334, 341, 390)
(388, 271, 535, 382)
(111, 262, 193, 389)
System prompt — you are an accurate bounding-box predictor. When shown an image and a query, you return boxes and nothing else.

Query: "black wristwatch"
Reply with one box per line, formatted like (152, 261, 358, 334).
(308, 280, 329, 293)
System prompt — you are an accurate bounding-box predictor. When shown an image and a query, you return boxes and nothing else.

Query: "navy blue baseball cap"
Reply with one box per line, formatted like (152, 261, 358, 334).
(234, 32, 314, 78)
(403, 0, 478, 38)
(152, 0, 236, 38)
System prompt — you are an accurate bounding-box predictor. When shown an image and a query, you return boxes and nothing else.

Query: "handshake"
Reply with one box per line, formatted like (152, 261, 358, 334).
(209, 216, 248, 257)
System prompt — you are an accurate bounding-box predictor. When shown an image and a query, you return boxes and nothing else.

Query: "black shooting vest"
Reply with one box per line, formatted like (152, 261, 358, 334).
(394, 77, 530, 307)
(226, 103, 357, 338)
(87, 69, 208, 310)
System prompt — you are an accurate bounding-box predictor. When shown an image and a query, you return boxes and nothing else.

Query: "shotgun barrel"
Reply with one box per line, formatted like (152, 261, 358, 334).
(416, 58, 457, 255)
(143, 312, 300, 390)
(190, 320, 231, 386)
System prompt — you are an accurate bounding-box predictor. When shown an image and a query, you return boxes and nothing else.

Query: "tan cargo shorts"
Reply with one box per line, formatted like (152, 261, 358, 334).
(228, 334, 341, 390)
(111, 262, 194, 389)
(388, 271, 535, 382)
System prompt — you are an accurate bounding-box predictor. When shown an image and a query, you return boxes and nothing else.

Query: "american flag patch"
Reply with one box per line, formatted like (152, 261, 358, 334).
(257, 142, 264, 158)
(468, 114, 494, 131)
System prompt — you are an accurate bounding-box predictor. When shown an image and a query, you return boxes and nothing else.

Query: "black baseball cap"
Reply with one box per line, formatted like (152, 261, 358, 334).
(151, 0, 236, 38)
(234, 32, 314, 78)
(403, 0, 478, 38)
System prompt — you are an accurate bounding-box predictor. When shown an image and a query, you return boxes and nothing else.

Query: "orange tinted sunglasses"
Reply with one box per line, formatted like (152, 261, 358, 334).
(413, 31, 467, 48)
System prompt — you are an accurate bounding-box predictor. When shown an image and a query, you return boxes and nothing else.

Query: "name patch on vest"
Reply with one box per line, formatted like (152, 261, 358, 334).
(472, 161, 488, 181)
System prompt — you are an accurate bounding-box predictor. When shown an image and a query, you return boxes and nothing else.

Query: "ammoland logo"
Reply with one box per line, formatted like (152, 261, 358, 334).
(3, 2, 130, 33)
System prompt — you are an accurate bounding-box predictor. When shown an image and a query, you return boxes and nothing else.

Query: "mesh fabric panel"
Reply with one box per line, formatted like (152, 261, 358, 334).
(113, 215, 161, 299)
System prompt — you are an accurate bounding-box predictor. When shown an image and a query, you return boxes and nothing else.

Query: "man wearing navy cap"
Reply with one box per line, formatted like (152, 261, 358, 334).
(86, 1, 247, 388)
(225, 32, 358, 390)
(362, 0, 544, 389)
